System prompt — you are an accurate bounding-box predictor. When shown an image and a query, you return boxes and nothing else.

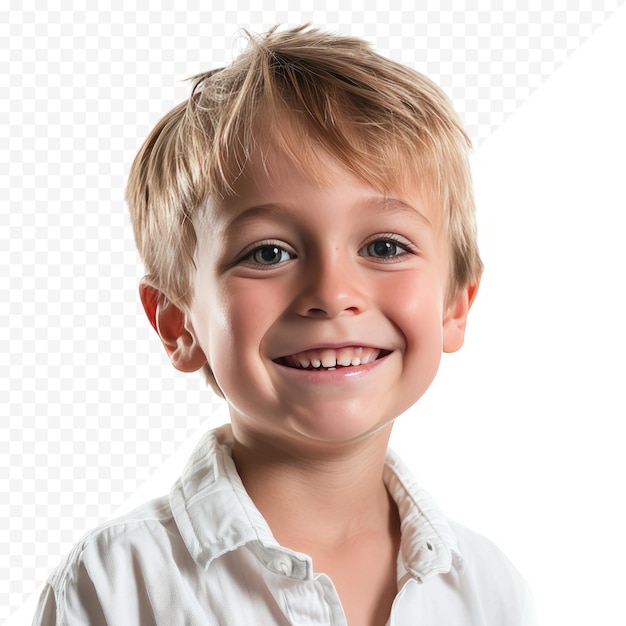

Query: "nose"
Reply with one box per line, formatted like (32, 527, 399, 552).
(293, 251, 367, 318)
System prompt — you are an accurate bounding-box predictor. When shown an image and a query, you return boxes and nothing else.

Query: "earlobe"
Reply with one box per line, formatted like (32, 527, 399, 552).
(138, 278, 207, 373)
(442, 281, 479, 354)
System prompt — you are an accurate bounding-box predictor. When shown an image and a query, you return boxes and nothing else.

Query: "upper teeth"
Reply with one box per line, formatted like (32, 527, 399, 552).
(283, 346, 380, 369)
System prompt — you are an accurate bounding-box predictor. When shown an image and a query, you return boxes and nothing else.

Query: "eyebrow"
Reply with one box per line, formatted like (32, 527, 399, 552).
(223, 196, 433, 231)
(224, 204, 289, 231)
(367, 197, 433, 227)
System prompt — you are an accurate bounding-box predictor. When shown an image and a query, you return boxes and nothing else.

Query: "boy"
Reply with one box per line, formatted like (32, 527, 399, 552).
(34, 25, 534, 625)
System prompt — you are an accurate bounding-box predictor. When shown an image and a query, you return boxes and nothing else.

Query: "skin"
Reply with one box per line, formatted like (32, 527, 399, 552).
(140, 145, 478, 625)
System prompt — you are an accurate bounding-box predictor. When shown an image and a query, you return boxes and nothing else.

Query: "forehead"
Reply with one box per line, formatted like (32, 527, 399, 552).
(193, 142, 446, 254)
(211, 125, 443, 221)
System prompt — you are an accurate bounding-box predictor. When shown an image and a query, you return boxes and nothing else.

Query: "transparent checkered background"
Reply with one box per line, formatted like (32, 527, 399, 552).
(1, 0, 624, 620)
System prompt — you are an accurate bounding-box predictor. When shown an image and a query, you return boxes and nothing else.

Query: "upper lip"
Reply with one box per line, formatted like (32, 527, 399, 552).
(272, 341, 386, 359)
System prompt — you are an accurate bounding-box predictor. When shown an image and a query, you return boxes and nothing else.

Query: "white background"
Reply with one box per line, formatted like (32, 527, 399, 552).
(394, 9, 626, 622)
(2, 3, 625, 625)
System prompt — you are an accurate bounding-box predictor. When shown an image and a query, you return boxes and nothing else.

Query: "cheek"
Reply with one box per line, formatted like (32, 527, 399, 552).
(382, 276, 448, 374)
(382, 272, 446, 326)
(202, 281, 277, 367)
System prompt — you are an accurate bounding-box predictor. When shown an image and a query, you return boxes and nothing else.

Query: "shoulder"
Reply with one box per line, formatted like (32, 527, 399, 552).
(35, 495, 190, 625)
(33, 426, 240, 625)
(448, 521, 537, 625)
(450, 521, 526, 582)
(60, 494, 178, 575)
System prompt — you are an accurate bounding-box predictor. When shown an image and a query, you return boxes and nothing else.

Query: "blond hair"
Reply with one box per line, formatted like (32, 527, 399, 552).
(126, 25, 483, 391)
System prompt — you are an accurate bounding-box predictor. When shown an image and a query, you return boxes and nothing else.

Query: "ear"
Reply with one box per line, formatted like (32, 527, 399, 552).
(442, 281, 480, 353)
(138, 278, 207, 373)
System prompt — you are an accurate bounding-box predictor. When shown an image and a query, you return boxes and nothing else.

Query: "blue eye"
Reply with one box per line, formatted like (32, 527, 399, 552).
(362, 239, 409, 259)
(248, 245, 292, 266)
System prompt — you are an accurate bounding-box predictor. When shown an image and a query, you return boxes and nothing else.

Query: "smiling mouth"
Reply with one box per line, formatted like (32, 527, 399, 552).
(275, 346, 389, 370)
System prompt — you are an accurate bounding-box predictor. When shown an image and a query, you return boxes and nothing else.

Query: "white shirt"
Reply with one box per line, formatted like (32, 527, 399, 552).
(33, 424, 535, 625)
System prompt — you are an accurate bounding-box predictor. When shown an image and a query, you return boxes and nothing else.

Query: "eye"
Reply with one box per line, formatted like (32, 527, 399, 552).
(360, 237, 411, 260)
(246, 244, 293, 266)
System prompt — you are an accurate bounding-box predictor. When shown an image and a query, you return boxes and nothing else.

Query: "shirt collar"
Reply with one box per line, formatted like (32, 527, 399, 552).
(170, 424, 463, 582)
(384, 448, 464, 582)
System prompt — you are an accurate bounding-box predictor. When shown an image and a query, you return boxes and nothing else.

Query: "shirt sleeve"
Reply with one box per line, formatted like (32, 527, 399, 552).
(32, 584, 57, 626)
(32, 558, 110, 626)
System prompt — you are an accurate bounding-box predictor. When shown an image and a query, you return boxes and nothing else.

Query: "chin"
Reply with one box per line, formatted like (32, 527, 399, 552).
(286, 410, 396, 447)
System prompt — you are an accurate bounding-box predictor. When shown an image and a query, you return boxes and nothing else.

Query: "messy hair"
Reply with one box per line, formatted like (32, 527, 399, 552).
(126, 25, 483, 392)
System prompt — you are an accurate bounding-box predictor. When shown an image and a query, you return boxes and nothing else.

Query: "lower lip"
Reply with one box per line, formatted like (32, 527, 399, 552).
(273, 353, 389, 383)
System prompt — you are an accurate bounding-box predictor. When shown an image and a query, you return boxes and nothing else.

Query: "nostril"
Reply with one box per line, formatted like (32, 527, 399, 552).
(305, 305, 360, 317)
(306, 307, 327, 316)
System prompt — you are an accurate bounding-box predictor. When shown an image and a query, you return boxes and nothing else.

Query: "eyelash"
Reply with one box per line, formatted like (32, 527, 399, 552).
(240, 241, 295, 268)
(358, 234, 415, 262)
(239, 234, 416, 268)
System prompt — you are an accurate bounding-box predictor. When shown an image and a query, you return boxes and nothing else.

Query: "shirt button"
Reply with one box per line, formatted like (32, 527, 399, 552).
(268, 555, 294, 576)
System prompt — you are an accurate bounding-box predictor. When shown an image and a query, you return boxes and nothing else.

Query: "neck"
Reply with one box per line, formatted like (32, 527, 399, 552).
(231, 425, 395, 551)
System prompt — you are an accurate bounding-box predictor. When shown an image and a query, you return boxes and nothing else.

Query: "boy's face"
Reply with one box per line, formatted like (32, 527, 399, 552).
(157, 146, 474, 452)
